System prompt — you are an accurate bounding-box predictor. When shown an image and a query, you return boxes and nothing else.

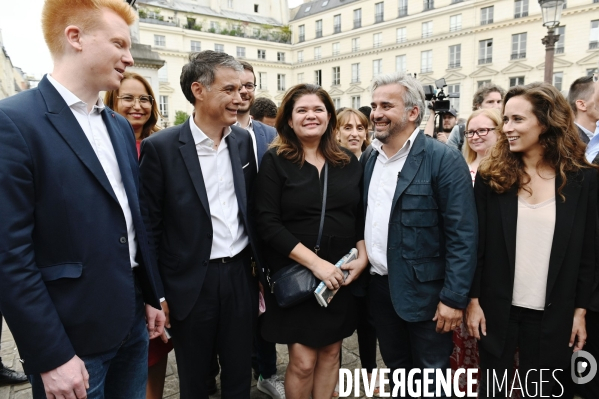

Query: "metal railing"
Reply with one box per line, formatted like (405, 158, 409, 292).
(478, 57, 492, 64)
(510, 52, 526, 59)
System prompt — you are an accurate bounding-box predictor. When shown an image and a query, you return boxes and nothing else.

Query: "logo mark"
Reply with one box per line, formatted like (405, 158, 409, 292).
(571, 350, 597, 384)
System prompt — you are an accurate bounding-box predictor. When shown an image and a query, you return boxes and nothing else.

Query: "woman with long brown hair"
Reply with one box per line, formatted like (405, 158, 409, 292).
(467, 82, 597, 397)
(255, 84, 368, 398)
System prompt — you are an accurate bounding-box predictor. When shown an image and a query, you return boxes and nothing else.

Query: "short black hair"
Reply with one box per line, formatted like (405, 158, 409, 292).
(358, 106, 371, 120)
(250, 97, 277, 121)
(567, 76, 595, 116)
(180, 50, 242, 104)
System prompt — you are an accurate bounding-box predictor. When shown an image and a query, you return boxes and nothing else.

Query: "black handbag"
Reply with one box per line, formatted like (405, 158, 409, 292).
(268, 163, 328, 308)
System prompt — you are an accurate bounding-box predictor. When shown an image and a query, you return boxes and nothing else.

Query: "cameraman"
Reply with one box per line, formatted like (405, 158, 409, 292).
(424, 107, 459, 143)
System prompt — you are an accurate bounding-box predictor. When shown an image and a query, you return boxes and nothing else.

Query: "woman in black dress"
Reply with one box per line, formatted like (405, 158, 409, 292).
(255, 84, 368, 399)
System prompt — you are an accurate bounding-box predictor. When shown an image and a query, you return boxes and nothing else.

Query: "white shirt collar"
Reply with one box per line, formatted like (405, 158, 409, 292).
(575, 122, 595, 139)
(189, 116, 232, 148)
(235, 118, 253, 131)
(371, 127, 420, 161)
(46, 74, 105, 112)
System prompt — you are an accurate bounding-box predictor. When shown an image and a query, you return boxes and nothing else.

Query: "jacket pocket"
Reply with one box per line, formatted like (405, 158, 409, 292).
(408, 258, 445, 282)
(401, 184, 440, 257)
(38, 262, 83, 281)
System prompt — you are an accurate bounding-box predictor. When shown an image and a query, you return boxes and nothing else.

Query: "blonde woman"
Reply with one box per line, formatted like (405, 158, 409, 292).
(462, 109, 501, 185)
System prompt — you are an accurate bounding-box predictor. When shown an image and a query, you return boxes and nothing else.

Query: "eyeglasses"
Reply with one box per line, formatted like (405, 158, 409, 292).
(241, 83, 256, 92)
(117, 95, 154, 107)
(464, 127, 496, 138)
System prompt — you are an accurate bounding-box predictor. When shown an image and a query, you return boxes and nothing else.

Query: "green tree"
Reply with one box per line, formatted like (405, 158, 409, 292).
(174, 111, 189, 125)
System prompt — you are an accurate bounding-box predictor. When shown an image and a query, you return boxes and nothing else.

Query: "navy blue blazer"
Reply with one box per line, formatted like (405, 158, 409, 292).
(252, 120, 276, 166)
(0, 76, 163, 374)
(362, 133, 478, 322)
(139, 120, 259, 321)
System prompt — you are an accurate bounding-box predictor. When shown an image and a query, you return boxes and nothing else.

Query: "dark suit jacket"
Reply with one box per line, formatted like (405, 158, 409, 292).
(362, 133, 478, 321)
(0, 76, 162, 374)
(252, 120, 276, 166)
(139, 119, 258, 321)
(471, 170, 597, 368)
(577, 124, 591, 144)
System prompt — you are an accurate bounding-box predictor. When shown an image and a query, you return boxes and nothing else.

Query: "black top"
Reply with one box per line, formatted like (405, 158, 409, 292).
(254, 147, 364, 346)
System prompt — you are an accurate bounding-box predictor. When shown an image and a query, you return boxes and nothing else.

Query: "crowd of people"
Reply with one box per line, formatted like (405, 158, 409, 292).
(1, 1, 599, 399)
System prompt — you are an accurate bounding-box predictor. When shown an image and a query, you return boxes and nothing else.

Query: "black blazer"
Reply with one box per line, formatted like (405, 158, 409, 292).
(471, 169, 597, 369)
(0, 76, 163, 374)
(139, 119, 258, 321)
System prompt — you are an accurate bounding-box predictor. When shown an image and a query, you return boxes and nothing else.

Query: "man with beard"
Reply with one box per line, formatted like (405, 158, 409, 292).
(423, 107, 459, 143)
(362, 73, 477, 398)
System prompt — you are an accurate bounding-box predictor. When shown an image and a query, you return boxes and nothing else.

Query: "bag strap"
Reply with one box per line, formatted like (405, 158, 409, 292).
(314, 163, 328, 254)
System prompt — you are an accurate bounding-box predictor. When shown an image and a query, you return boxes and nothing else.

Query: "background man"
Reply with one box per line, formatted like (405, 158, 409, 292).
(568, 75, 599, 144)
(0, 0, 165, 397)
(363, 73, 477, 397)
(250, 97, 278, 127)
(139, 50, 259, 398)
(424, 107, 458, 143)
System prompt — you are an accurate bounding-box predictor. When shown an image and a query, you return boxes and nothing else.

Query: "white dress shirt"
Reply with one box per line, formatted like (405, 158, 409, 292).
(235, 119, 259, 167)
(47, 74, 138, 268)
(585, 121, 599, 163)
(365, 127, 421, 276)
(189, 117, 249, 259)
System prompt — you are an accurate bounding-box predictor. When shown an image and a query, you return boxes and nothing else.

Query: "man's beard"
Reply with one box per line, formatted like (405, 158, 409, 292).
(442, 125, 453, 133)
(374, 113, 409, 143)
(238, 97, 253, 114)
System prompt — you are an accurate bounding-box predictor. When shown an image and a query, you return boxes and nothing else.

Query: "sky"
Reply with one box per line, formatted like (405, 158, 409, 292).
(0, 0, 305, 78)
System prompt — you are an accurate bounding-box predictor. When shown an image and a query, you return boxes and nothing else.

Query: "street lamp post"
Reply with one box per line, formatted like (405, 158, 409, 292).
(538, 0, 565, 84)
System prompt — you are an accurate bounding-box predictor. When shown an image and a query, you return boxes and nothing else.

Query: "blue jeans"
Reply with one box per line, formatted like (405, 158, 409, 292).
(369, 274, 453, 398)
(30, 289, 149, 399)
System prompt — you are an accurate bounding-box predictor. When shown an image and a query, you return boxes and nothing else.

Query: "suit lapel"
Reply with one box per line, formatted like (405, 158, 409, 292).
(179, 121, 211, 217)
(227, 132, 248, 223)
(546, 174, 581, 300)
(389, 134, 425, 217)
(498, 187, 518, 281)
(254, 123, 267, 165)
(363, 149, 378, 215)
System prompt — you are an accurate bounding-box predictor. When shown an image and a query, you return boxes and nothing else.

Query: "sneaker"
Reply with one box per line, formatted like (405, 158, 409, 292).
(257, 374, 286, 399)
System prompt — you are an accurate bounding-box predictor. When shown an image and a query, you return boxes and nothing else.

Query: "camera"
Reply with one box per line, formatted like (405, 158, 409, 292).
(423, 78, 459, 114)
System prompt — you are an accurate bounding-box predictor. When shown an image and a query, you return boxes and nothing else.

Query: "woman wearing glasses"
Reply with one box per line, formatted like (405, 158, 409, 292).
(105, 73, 171, 399)
(462, 109, 501, 185)
(104, 72, 161, 156)
(467, 82, 597, 397)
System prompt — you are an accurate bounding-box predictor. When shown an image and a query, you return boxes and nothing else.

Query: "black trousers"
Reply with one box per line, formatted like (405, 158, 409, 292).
(574, 309, 599, 399)
(479, 306, 555, 398)
(171, 256, 256, 399)
(356, 293, 377, 371)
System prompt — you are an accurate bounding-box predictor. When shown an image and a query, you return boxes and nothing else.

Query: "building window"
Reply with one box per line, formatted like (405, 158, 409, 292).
(396, 27, 406, 43)
(334, 14, 341, 33)
(333, 98, 341, 109)
(421, 50, 432, 73)
(423, 0, 434, 11)
(158, 65, 168, 82)
(511, 33, 527, 59)
(214, 44, 224, 53)
(277, 74, 286, 91)
(396, 54, 407, 72)
(375, 2, 384, 23)
(277, 52, 286, 62)
(479, 39, 493, 64)
(258, 72, 267, 89)
(422, 21, 433, 38)
(322, 0, 329, 6)
(448, 84, 460, 111)
(190, 40, 201, 52)
(555, 26, 565, 54)
(373, 59, 383, 77)
(481, 6, 494, 25)
(299, 25, 305, 42)
(449, 44, 461, 68)
(398, 0, 408, 17)
(478, 80, 491, 88)
(154, 35, 165, 46)
(352, 38, 360, 52)
(314, 70, 322, 86)
(332, 42, 340, 56)
(236, 46, 245, 58)
(373, 33, 382, 48)
(514, 0, 529, 18)
(258, 49, 266, 59)
(228, 0, 233, 7)
(510, 76, 525, 86)
(298, 51, 304, 62)
(352, 96, 361, 109)
(254, 4, 259, 12)
(210, 21, 220, 32)
(159, 96, 169, 117)
(553, 72, 563, 91)
(315, 20, 323, 38)
(354, 9, 362, 29)
(314, 47, 321, 60)
(332, 66, 340, 85)
(590, 20, 599, 50)
(587, 68, 599, 76)
(351, 63, 360, 83)
(298, 73, 304, 83)
(450, 15, 462, 32)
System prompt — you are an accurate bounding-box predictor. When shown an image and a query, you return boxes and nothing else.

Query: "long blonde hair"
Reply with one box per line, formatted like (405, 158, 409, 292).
(462, 109, 502, 164)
